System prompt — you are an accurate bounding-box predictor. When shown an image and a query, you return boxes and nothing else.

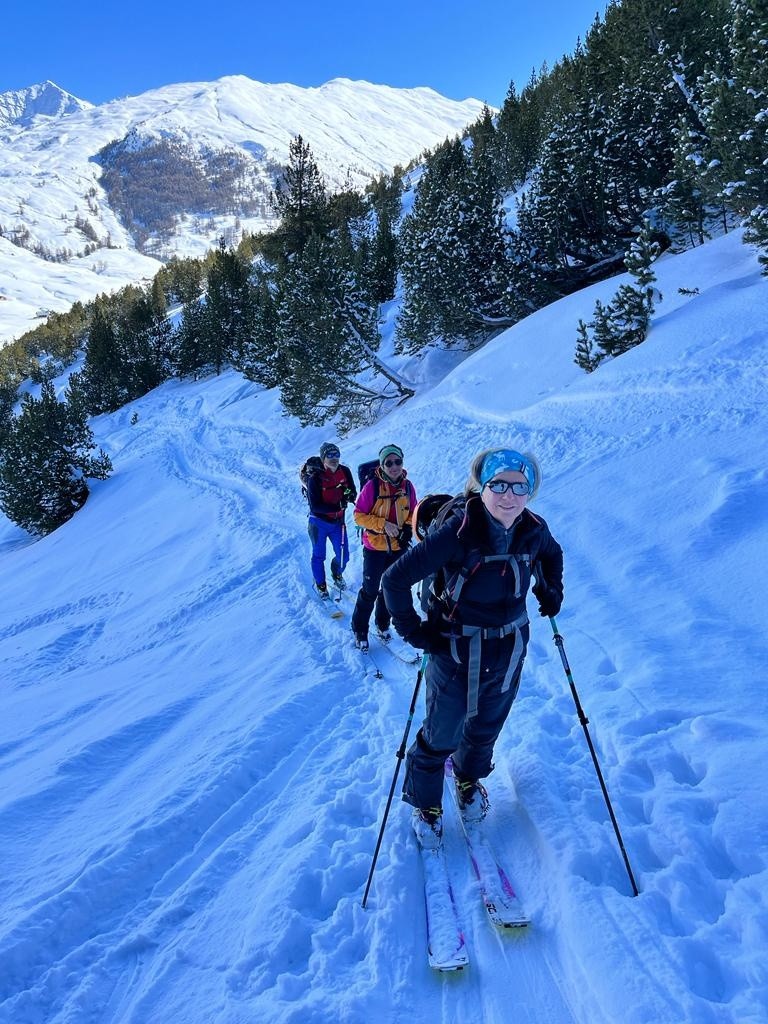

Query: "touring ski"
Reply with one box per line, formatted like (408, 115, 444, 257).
(445, 762, 529, 929)
(355, 641, 383, 679)
(417, 842, 470, 971)
(373, 629, 420, 664)
(314, 586, 344, 619)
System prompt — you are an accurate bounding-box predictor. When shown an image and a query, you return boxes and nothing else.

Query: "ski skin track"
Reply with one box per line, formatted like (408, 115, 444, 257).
(445, 760, 530, 929)
(313, 584, 385, 675)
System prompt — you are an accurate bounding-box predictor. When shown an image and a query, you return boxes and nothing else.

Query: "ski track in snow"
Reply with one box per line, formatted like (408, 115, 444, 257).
(0, 384, 583, 1024)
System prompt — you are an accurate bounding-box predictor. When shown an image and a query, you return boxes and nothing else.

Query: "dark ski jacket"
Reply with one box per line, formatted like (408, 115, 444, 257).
(382, 494, 563, 638)
(307, 465, 356, 522)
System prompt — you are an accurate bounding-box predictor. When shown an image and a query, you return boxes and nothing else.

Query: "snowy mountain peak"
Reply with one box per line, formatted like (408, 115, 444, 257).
(0, 80, 92, 130)
(0, 75, 487, 345)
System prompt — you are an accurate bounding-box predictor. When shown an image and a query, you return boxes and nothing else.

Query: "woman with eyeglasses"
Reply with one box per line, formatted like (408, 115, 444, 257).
(351, 444, 418, 651)
(381, 447, 563, 850)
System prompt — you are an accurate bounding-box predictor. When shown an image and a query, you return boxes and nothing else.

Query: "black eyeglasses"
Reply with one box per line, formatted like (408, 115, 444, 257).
(384, 458, 403, 468)
(486, 479, 530, 496)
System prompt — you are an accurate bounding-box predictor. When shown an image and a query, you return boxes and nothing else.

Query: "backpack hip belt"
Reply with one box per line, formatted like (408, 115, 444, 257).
(443, 610, 529, 720)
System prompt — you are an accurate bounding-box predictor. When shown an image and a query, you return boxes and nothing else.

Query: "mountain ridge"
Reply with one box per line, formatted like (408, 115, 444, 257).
(0, 75, 486, 344)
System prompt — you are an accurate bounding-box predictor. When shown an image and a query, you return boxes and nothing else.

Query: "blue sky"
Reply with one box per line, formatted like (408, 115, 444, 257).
(3, 0, 605, 107)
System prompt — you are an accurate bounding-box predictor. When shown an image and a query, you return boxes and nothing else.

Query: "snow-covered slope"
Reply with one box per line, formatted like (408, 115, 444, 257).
(0, 76, 485, 345)
(1, 231, 766, 1024)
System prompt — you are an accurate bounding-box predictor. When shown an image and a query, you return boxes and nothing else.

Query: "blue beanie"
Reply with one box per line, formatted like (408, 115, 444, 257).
(479, 449, 537, 492)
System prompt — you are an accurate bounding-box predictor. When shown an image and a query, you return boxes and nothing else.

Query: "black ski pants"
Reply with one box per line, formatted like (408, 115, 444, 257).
(351, 547, 404, 638)
(402, 629, 528, 810)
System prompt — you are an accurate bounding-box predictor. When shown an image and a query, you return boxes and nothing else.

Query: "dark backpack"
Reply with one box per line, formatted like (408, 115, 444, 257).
(418, 493, 540, 622)
(411, 493, 463, 612)
(357, 459, 380, 492)
(299, 456, 324, 501)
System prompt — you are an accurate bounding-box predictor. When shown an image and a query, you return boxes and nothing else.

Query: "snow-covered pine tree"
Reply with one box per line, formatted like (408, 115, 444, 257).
(607, 219, 661, 353)
(0, 381, 113, 536)
(699, 0, 768, 268)
(235, 271, 282, 388)
(396, 139, 467, 352)
(397, 132, 516, 352)
(114, 288, 172, 401)
(729, 0, 768, 269)
(174, 297, 208, 380)
(657, 118, 716, 247)
(364, 172, 401, 306)
(590, 298, 621, 358)
(576, 219, 661, 369)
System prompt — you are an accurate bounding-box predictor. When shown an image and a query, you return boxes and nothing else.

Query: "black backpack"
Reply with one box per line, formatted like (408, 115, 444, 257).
(299, 456, 324, 501)
(357, 459, 379, 492)
(410, 493, 464, 611)
(418, 493, 542, 621)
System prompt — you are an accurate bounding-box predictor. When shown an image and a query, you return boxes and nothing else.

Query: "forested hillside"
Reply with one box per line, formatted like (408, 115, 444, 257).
(1, 0, 765, 536)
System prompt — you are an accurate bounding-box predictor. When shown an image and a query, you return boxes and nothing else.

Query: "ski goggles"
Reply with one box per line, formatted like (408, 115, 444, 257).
(485, 479, 531, 496)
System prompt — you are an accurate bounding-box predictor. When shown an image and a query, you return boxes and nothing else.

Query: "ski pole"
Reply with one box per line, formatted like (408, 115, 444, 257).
(362, 652, 429, 909)
(549, 617, 640, 897)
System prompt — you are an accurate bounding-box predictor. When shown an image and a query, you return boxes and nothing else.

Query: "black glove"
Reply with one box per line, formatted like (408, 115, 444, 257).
(403, 619, 445, 654)
(533, 583, 562, 618)
(398, 523, 413, 549)
(342, 486, 355, 502)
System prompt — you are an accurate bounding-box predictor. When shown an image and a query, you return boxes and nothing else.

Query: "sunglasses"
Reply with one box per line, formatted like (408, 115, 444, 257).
(384, 458, 403, 468)
(324, 452, 340, 460)
(486, 479, 530, 496)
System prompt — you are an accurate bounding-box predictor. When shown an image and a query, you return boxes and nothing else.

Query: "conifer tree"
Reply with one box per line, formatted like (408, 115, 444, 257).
(0, 382, 112, 536)
(268, 135, 329, 260)
(174, 297, 208, 379)
(657, 118, 715, 247)
(574, 219, 661, 369)
(204, 240, 257, 373)
(275, 229, 410, 427)
(368, 208, 399, 305)
(590, 298, 620, 358)
(0, 378, 16, 449)
(574, 318, 602, 372)
(699, 0, 768, 267)
(397, 137, 515, 352)
(235, 271, 282, 388)
(114, 289, 172, 400)
(276, 232, 377, 425)
(80, 299, 125, 413)
(494, 83, 526, 190)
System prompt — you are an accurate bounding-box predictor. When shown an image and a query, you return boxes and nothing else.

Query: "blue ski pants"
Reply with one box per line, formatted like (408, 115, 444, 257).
(308, 516, 348, 585)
